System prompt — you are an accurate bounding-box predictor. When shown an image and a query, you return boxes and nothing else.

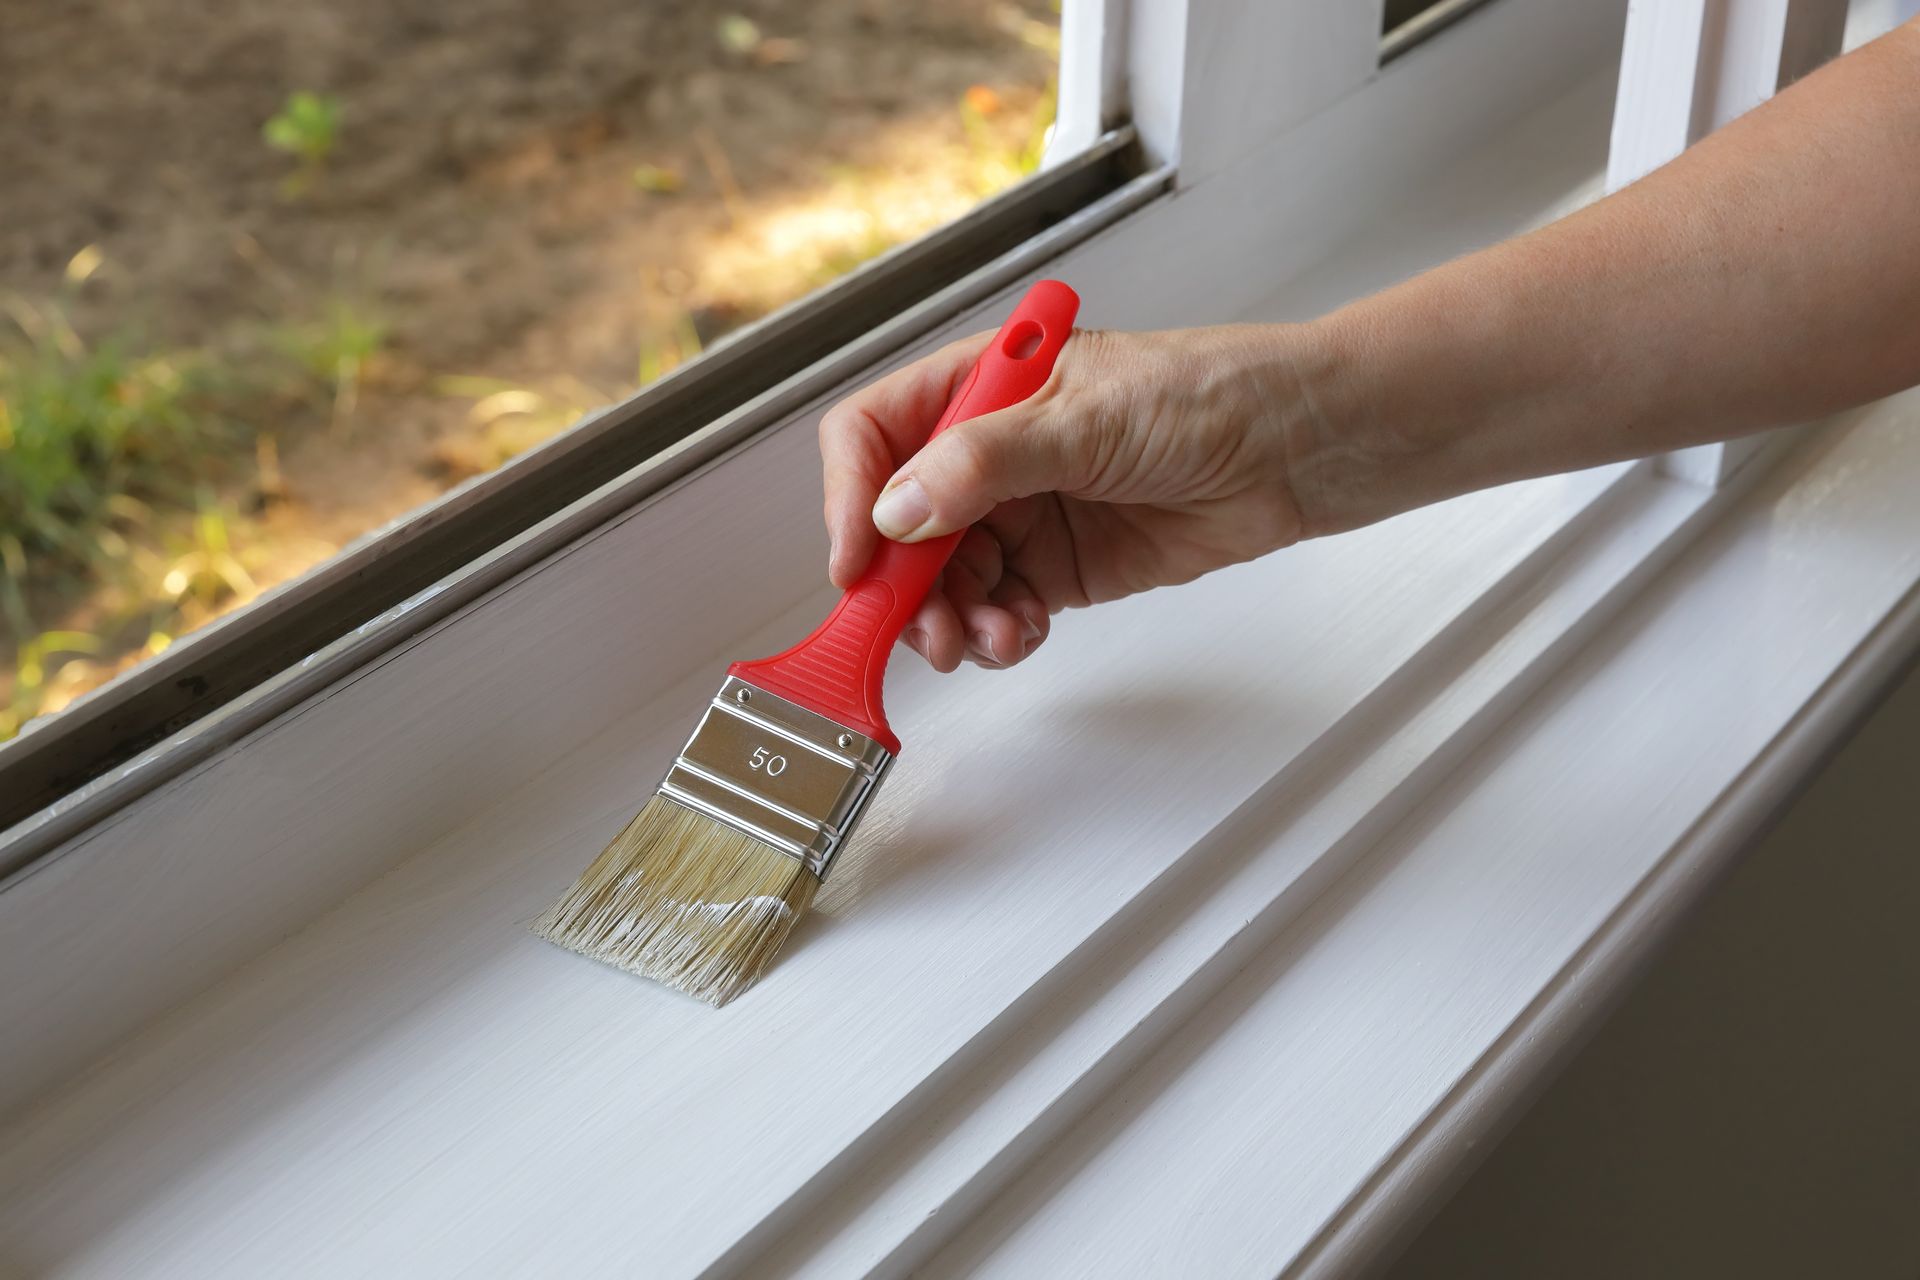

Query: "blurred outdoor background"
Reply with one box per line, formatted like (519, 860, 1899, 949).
(0, 0, 1059, 739)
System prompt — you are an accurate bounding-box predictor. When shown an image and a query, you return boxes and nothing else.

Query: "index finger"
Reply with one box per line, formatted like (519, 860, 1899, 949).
(819, 330, 993, 587)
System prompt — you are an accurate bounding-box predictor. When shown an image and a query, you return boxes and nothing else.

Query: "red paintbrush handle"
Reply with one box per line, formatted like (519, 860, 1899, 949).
(729, 279, 1080, 754)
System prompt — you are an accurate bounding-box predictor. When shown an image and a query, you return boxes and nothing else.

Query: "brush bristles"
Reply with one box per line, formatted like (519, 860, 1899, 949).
(531, 795, 818, 1006)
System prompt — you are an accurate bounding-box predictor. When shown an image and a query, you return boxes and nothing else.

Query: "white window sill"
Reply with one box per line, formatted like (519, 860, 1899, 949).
(8, 16, 1920, 1276)
(925, 395, 1920, 1278)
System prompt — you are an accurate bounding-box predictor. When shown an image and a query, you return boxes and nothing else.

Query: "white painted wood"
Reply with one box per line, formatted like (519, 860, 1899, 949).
(1172, 0, 1385, 186)
(1609, 0, 1847, 193)
(1608, 0, 1849, 488)
(1127, 0, 1611, 180)
(0, 36, 1668, 1277)
(6, 395, 1918, 1279)
(1305, 564, 1920, 1279)
(1047, 0, 1129, 166)
(1119, 0, 1187, 166)
(19, 4, 1906, 1277)
(1094, 0, 1626, 331)
(0, 0, 1623, 1124)
(1605, 0, 1711, 191)
(0, 460, 1668, 1279)
(1848, 0, 1917, 44)
(726, 463, 1714, 1280)
(914, 392, 1920, 1280)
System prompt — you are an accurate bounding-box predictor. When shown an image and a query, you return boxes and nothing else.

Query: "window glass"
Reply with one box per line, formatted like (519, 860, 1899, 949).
(1, 1, 1061, 740)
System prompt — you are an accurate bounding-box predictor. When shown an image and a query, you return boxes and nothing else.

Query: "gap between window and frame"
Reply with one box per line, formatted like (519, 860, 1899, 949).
(1383, 0, 1503, 63)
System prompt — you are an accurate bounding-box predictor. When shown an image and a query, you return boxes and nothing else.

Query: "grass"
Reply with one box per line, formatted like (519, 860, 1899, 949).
(2, 629, 100, 740)
(0, 247, 377, 740)
(272, 296, 389, 429)
(636, 309, 704, 387)
(0, 282, 229, 579)
(1, 72, 1059, 743)
(0, 258, 383, 597)
(2, 490, 265, 740)
(263, 91, 342, 197)
(157, 497, 257, 608)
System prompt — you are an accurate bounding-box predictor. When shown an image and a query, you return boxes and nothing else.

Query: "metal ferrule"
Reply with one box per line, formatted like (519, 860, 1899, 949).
(656, 676, 892, 879)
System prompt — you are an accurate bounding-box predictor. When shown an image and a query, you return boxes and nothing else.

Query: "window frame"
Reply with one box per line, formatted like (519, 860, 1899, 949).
(1606, 0, 1851, 488)
(0, 0, 1549, 844)
(15, 1, 1920, 1275)
(0, 0, 1623, 1012)
(0, 126, 1160, 841)
(0, 0, 1618, 1118)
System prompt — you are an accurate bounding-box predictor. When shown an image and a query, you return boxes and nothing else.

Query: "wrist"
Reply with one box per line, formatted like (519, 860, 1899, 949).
(1255, 317, 1399, 540)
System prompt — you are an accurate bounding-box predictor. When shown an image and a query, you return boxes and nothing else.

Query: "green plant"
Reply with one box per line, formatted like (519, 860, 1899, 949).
(2, 628, 101, 740)
(263, 91, 342, 195)
(0, 293, 217, 576)
(0, 489, 262, 742)
(632, 163, 685, 195)
(157, 497, 255, 608)
(273, 297, 388, 427)
(636, 310, 704, 387)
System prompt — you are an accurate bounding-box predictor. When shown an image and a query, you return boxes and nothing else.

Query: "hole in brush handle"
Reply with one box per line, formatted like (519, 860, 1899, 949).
(1002, 319, 1045, 361)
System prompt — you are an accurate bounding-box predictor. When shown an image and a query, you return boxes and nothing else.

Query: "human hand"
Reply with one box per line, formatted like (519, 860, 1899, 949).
(818, 323, 1323, 670)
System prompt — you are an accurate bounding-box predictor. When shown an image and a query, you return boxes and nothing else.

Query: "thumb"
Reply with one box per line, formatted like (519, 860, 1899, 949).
(870, 403, 1075, 541)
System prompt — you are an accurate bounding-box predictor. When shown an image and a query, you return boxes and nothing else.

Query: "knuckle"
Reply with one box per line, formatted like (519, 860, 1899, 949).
(817, 399, 856, 443)
(935, 428, 998, 498)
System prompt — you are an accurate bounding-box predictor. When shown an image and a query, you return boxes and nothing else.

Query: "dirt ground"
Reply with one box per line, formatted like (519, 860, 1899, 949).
(1, 0, 1055, 723)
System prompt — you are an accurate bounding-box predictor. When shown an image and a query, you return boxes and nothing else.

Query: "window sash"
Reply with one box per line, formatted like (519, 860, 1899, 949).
(0, 0, 1625, 1118)
(1049, 0, 1131, 164)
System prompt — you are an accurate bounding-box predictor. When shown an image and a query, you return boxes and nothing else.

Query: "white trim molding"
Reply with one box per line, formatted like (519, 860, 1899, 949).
(1608, 0, 1849, 488)
(1048, 0, 1132, 166)
(8, 4, 1919, 1278)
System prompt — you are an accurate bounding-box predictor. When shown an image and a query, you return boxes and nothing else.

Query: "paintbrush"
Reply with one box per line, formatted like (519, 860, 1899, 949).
(533, 280, 1080, 1004)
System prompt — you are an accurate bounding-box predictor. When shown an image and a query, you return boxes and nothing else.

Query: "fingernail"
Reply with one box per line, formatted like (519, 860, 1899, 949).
(904, 627, 930, 659)
(1018, 610, 1043, 643)
(872, 476, 932, 540)
(972, 630, 1002, 666)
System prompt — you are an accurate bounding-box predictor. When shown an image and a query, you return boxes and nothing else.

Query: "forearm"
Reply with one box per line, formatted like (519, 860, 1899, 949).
(1287, 19, 1920, 536)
